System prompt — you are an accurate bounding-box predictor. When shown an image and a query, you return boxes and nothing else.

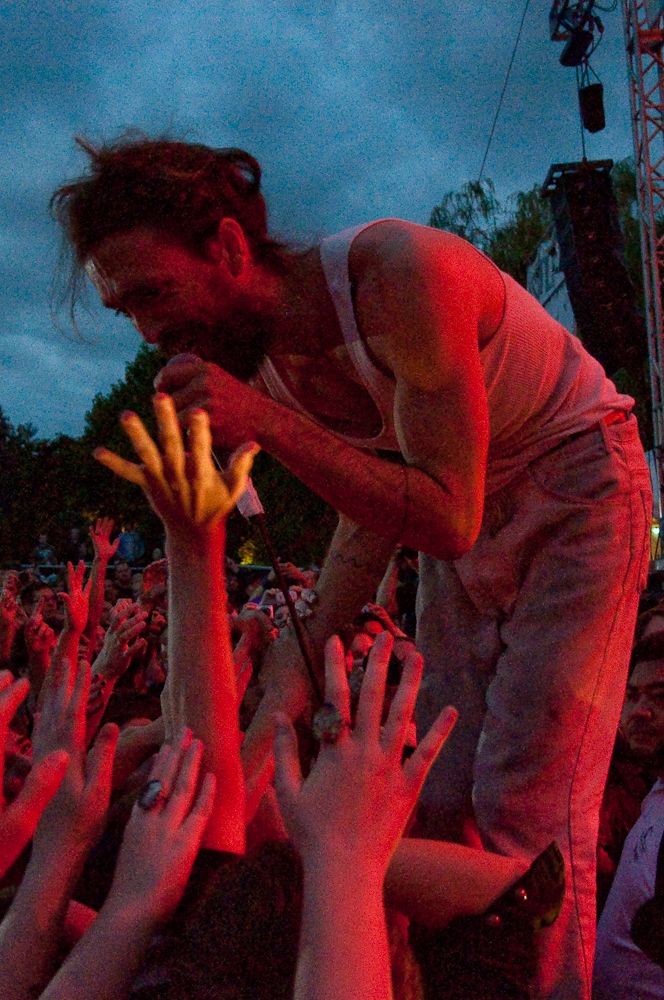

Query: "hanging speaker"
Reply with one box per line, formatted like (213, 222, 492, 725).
(542, 159, 648, 378)
(578, 82, 606, 133)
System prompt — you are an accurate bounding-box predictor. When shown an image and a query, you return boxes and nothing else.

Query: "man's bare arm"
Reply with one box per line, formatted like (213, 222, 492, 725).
(241, 514, 394, 779)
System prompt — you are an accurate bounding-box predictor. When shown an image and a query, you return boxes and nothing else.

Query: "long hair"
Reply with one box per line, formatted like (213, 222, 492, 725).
(50, 132, 292, 326)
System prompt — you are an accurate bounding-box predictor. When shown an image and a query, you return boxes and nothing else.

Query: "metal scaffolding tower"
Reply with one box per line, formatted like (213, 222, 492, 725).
(623, 0, 664, 513)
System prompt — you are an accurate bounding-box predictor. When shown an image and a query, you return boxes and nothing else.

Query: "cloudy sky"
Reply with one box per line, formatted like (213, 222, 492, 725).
(1, 0, 634, 439)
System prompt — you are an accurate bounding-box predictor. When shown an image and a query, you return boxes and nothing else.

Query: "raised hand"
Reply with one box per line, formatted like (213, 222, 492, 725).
(142, 559, 168, 594)
(89, 517, 120, 564)
(25, 600, 57, 663)
(93, 605, 148, 683)
(32, 657, 119, 861)
(362, 602, 408, 639)
(0, 590, 20, 662)
(0, 671, 69, 877)
(59, 561, 92, 636)
(276, 560, 310, 588)
(0, 591, 19, 630)
(106, 727, 216, 927)
(274, 632, 457, 875)
(93, 394, 259, 538)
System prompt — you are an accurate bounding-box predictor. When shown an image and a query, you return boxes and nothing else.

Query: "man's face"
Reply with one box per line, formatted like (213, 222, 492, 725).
(622, 659, 664, 763)
(115, 563, 132, 587)
(32, 587, 56, 617)
(86, 226, 272, 380)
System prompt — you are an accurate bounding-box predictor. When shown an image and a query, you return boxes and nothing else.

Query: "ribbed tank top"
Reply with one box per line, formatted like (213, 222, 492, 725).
(259, 219, 634, 496)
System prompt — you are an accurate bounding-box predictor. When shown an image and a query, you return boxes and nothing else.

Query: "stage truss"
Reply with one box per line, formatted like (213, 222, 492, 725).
(623, 0, 664, 518)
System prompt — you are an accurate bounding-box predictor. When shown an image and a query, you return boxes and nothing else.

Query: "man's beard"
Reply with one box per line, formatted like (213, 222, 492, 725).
(159, 311, 271, 382)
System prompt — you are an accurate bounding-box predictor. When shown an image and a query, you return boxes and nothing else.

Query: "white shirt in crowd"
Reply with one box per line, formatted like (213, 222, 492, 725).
(593, 778, 664, 999)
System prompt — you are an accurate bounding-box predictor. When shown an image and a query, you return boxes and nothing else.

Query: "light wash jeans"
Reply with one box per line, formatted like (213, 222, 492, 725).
(414, 415, 652, 1000)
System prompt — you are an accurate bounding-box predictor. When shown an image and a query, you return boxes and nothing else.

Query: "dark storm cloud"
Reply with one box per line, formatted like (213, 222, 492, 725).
(0, 1, 633, 437)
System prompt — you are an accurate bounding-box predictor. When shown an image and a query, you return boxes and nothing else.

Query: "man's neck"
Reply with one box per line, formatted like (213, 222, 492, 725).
(262, 247, 344, 360)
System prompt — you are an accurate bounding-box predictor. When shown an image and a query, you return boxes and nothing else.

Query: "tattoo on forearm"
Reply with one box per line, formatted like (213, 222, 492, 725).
(328, 553, 381, 572)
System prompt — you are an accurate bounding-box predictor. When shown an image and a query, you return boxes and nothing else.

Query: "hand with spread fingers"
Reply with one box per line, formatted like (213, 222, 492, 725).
(0, 671, 69, 878)
(142, 558, 168, 593)
(59, 561, 92, 637)
(31, 657, 119, 859)
(107, 726, 216, 925)
(95, 393, 249, 855)
(93, 604, 148, 683)
(51, 561, 92, 679)
(274, 631, 457, 874)
(37, 727, 216, 1000)
(93, 393, 259, 538)
(89, 516, 120, 564)
(273, 632, 457, 1000)
(0, 659, 119, 1000)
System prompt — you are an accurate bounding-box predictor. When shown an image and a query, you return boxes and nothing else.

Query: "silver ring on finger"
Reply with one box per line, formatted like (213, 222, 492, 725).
(312, 702, 351, 745)
(137, 779, 169, 811)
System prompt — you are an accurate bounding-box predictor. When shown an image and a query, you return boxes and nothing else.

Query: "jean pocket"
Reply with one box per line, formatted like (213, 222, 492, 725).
(528, 432, 627, 504)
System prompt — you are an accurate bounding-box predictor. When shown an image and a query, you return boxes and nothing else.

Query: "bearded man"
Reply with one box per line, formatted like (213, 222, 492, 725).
(52, 135, 651, 1000)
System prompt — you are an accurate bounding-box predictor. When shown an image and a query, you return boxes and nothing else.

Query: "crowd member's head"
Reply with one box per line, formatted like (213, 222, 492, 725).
(622, 632, 664, 770)
(113, 561, 133, 595)
(19, 582, 57, 618)
(634, 600, 664, 643)
(51, 136, 296, 381)
(104, 579, 121, 606)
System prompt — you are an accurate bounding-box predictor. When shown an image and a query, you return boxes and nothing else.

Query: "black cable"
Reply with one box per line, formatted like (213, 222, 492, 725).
(575, 64, 588, 160)
(209, 447, 324, 705)
(477, 0, 532, 184)
(251, 513, 323, 705)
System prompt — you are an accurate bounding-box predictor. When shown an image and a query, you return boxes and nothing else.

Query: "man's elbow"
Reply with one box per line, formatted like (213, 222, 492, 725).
(420, 504, 482, 562)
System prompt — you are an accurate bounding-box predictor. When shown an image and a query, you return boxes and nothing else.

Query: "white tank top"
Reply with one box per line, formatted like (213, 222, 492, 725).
(259, 219, 634, 495)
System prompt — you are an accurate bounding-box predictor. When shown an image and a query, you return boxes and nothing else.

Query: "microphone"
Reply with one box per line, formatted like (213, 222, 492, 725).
(164, 353, 264, 518)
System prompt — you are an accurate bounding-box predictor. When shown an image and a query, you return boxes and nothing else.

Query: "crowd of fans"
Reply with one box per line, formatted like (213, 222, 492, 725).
(0, 395, 660, 1000)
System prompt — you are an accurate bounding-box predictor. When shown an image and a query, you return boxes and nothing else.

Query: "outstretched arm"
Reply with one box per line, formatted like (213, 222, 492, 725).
(274, 633, 457, 1000)
(0, 659, 118, 1000)
(85, 517, 120, 651)
(94, 395, 257, 853)
(39, 730, 215, 1000)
